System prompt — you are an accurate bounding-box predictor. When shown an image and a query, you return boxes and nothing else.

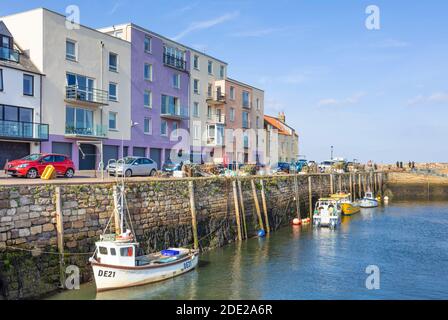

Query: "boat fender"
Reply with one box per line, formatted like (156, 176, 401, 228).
(257, 230, 266, 238)
(292, 218, 301, 226)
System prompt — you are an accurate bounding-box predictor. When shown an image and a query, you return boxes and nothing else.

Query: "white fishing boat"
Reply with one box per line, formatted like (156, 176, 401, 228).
(359, 192, 379, 208)
(313, 198, 342, 229)
(89, 174, 199, 292)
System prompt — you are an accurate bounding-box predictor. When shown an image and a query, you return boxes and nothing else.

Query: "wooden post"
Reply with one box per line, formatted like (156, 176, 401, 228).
(55, 187, 65, 288)
(113, 186, 121, 235)
(308, 176, 313, 220)
(374, 173, 378, 194)
(330, 174, 334, 194)
(251, 179, 264, 231)
(358, 174, 362, 198)
(349, 174, 353, 201)
(237, 180, 248, 240)
(260, 180, 270, 234)
(338, 175, 342, 193)
(363, 174, 367, 194)
(293, 174, 301, 219)
(188, 181, 199, 250)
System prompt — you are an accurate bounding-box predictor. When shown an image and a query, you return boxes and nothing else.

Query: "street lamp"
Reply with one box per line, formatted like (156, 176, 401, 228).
(331, 146, 334, 160)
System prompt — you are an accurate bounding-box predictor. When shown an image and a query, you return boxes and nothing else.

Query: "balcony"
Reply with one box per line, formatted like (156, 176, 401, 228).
(65, 85, 109, 107)
(207, 91, 227, 106)
(163, 53, 186, 71)
(209, 114, 226, 125)
(0, 46, 20, 63)
(65, 125, 108, 139)
(161, 105, 189, 120)
(242, 101, 251, 110)
(0, 120, 49, 141)
(242, 119, 251, 129)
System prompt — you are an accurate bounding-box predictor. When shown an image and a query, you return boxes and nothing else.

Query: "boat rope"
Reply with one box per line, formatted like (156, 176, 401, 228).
(1, 245, 95, 256)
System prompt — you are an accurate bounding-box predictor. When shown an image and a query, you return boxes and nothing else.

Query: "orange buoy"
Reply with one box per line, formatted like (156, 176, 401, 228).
(293, 218, 301, 226)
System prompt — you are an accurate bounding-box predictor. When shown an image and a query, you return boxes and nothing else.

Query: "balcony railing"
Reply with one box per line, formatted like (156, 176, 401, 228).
(242, 101, 251, 109)
(0, 46, 20, 63)
(207, 91, 227, 105)
(242, 119, 251, 129)
(65, 125, 108, 139)
(210, 114, 226, 124)
(65, 85, 109, 106)
(163, 53, 186, 71)
(0, 120, 49, 141)
(161, 105, 189, 120)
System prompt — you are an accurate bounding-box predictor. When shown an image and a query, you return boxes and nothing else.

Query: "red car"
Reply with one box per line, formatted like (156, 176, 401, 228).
(5, 153, 75, 179)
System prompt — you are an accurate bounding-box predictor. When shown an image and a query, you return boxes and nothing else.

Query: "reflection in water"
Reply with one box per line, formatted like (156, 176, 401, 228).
(50, 201, 448, 300)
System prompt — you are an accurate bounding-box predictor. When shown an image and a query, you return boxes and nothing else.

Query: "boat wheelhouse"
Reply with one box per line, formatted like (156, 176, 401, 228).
(313, 198, 342, 229)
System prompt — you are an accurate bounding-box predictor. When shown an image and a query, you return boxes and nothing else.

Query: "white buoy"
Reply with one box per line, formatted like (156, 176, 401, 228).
(384, 196, 390, 204)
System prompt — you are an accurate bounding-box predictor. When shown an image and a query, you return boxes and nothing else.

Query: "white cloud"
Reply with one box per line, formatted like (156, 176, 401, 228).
(258, 72, 307, 86)
(408, 92, 448, 105)
(172, 11, 240, 41)
(317, 92, 366, 107)
(165, 2, 200, 18)
(230, 27, 288, 38)
(372, 39, 410, 48)
(107, 1, 124, 15)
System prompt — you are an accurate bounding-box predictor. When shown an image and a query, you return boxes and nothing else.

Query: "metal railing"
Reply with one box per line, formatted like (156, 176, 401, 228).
(211, 114, 226, 124)
(207, 91, 226, 103)
(0, 46, 20, 63)
(0, 120, 49, 140)
(65, 85, 109, 105)
(163, 53, 186, 70)
(65, 124, 108, 138)
(161, 105, 189, 118)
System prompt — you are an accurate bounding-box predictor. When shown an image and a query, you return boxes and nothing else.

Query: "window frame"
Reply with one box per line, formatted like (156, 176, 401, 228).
(144, 117, 152, 135)
(208, 60, 213, 75)
(193, 79, 200, 94)
(108, 112, 117, 130)
(172, 74, 180, 89)
(160, 119, 168, 136)
(144, 63, 153, 81)
(193, 102, 200, 118)
(23, 74, 34, 97)
(0, 69, 3, 92)
(109, 52, 118, 72)
(144, 36, 152, 53)
(66, 39, 77, 61)
(144, 90, 152, 108)
(109, 82, 118, 101)
(230, 86, 235, 100)
(193, 55, 200, 70)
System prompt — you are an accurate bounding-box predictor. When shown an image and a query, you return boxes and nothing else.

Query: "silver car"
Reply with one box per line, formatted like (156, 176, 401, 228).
(107, 157, 158, 177)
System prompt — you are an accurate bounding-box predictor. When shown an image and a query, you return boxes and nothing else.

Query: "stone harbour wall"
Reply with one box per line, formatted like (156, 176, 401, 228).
(0, 173, 384, 299)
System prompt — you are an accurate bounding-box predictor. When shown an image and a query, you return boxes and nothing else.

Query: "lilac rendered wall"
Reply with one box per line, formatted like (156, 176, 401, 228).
(129, 27, 190, 163)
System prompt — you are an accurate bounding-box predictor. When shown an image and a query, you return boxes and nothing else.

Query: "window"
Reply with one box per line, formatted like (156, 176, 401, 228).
(164, 46, 186, 70)
(161, 120, 168, 136)
(23, 74, 34, 96)
(193, 123, 200, 139)
(110, 248, 116, 256)
(120, 247, 133, 257)
(172, 122, 178, 138)
(109, 112, 117, 130)
(161, 95, 180, 115)
(99, 247, 108, 255)
(144, 36, 152, 53)
(144, 90, 152, 108)
(230, 86, 235, 100)
(193, 79, 199, 94)
(109, 83, 117, 101)
(144, 117, 152, 134)
(66, 73, 95, 101)
(172, 74, 180, 89)
(242, 91, 250, 108)
(109, 53, 118, 72)
(54, 156, 66, 163)
(0, 69, 3, 91)
(144, 64, 153, 81)
(208, 60, 213, 74)
(230, 108, 235, 122)
(66, 40, 77, 61)
(194, 55, 199, 69)
(65, 106, 94, 134)
(256, 98, 260, 110)
(220, 65, 225, 79)
(256, 116, 260, 128)
(243, 112, 249, 128)
(193, 102, 199, 117)
(207, 83, 212, 97)
(207, 106, 212, 119)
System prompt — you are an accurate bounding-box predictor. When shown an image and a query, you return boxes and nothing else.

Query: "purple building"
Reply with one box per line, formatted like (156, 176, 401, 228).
(101, 24, 191, 169)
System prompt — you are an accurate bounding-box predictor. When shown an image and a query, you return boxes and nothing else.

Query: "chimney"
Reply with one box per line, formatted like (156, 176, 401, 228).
(278, 112, 286, 123)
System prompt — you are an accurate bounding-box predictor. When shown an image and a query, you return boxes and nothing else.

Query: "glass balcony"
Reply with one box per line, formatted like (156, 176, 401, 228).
(65, 85, 109, 106)
(161, 105, 189, 120)
(65, 124, 108, 139)
(206, 91, 227, 105)
(0, 46, 20, 63)
(163, 53, 186, 71)
(0, 120, 49, 141)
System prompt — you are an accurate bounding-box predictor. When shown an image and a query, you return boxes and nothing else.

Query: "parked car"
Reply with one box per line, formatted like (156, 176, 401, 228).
(319, 160, 335, 173)
(162, 160, 184, 173)
(106, 157, 158, 177)
(273, 162, 291, 174)
(5, 153, 75, 179)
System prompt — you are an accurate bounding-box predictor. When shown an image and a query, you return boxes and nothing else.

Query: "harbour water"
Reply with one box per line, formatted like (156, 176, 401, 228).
(50, 201, 448, 300)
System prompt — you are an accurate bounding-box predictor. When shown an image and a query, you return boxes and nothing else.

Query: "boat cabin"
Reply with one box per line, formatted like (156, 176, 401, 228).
(95, 240, 138, 267)
(365, 192, 374, 199)
(315, 198, 341, 214)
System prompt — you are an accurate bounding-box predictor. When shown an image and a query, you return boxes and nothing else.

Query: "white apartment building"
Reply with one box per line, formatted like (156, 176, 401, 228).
(1, 8, 131, 170)
(0, 21, 46, 168)
(190, 49, 228, 164)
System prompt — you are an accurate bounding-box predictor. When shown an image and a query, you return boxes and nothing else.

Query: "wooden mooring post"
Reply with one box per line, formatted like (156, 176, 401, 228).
(349, 174, 353, 201)
(237, 180, 248, 239)
(308, 176, 313, 220)
(293, 174, 301, 219)
(188, 181, 199, 250)
(232, 180, 243, 241)
(55, 187, 65, 288)
(260, 180, 270, 234)
(251, 179, 264, 231)
(330, 174, 334, 194)
(358, 174, 362, 198)
(338, 175, 342, 192)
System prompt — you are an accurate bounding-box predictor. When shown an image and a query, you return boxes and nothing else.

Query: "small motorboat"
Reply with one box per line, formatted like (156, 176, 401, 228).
(89, 178, 198, 292)
(359, 192, 379, 208)
(330, 192, 360, 216)
(313, 198, 342, 229)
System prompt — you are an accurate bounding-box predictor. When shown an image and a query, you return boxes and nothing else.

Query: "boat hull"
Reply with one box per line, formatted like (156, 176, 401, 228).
(359, 199, 379, 208)
(341, 203, 361, 216)
(92, 253, 199, 292)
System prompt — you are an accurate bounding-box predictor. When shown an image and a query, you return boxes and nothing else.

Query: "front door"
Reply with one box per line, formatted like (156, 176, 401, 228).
(150, 148, 162, 170)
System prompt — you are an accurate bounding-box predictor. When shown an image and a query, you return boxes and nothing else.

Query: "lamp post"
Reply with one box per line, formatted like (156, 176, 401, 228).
(331, 146, 334, 160)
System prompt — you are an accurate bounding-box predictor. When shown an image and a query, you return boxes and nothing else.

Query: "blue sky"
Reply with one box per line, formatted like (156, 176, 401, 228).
(2, 0, 448, 163)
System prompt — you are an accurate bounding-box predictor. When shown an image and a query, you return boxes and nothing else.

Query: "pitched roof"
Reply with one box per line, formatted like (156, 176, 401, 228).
(264, 115, 296, 136)
(0, 21, 12, 37)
